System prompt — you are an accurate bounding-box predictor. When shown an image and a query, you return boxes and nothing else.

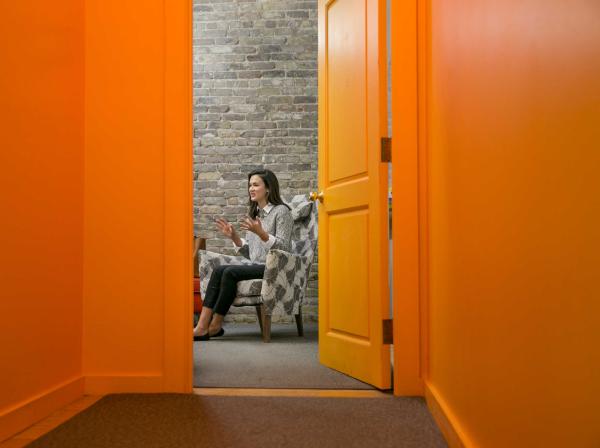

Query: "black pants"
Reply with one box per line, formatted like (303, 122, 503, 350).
(203, 264, 265, 316)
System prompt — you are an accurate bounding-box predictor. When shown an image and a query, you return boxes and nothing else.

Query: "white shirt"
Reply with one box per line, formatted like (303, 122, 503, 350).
(233, 203, 277, 251)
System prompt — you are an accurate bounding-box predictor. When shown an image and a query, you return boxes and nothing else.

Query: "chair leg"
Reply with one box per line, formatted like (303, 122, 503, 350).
(295, 308, 304, 337)
(255, 305, 264, 335)
(261, 305, 271, 343)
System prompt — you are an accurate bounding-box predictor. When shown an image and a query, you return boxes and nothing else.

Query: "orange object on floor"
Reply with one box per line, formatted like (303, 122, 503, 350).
(193, 277, 202, 314)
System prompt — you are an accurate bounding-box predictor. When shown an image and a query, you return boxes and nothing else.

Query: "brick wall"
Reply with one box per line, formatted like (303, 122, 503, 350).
(193, 0, 319, 322)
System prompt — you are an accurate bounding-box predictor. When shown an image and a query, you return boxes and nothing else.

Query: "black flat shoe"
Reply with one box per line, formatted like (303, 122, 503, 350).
(209, 328, 225, 338)
(193, 333, 210, 341)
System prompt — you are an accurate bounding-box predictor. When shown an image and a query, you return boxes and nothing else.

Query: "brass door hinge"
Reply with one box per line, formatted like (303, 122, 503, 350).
(381, 137, 392, 163)
(383, 318, 393, 344)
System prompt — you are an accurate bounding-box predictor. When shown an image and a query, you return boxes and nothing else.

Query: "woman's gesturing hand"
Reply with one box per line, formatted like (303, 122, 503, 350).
(216, 218, 244, 247)
(215, 218, 236, 239)
(239, 216, 269, 242)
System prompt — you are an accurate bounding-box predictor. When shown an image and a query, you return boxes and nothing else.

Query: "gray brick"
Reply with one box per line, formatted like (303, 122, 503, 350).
(241, 130, 265, 138)
(208, 105, 230, 113)
(262, 70, 286, 78)
(246, 54, 271, 62)
(293, 95, 316, 104)
(259, 44, 283, 53)
(224, 114, 246, 121)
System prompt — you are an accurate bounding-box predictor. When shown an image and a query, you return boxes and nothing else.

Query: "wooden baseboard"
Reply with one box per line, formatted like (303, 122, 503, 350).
(84, 374, 164, 395)
(1, 374, 167, 442)
(6, 395, 103, 446)
(0, 377, 84, 443)
(424, 382, 473, 448)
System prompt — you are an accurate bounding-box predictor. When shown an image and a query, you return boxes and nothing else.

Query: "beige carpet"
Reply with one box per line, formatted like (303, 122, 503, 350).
(27, 394, 447, 448)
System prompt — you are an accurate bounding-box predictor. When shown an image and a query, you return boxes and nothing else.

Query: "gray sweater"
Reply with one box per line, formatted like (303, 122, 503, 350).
(235, 204, 293, 263)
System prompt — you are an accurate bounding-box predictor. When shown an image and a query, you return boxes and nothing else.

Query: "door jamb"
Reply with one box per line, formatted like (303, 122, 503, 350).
(391, 0, 428, 396)
(164, 0, 194, 393)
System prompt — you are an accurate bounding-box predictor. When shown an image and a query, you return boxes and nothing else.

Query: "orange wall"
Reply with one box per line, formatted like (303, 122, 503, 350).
(0, 0, 84, 438)
(425, 0, 600, 446)
(83, 0, 168, 388)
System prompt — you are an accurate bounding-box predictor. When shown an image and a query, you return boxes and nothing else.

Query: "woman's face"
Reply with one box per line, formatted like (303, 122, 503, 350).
(249, 175, 268, 204)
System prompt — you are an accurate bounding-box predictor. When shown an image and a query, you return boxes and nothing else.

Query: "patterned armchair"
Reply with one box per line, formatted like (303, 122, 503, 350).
(198, 194, 318, 342)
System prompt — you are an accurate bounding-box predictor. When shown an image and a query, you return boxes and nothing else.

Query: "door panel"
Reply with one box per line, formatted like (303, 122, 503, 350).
(318, 0, 390, 389)
(327, 0, 367, 182)
(329, 210, 370, 337)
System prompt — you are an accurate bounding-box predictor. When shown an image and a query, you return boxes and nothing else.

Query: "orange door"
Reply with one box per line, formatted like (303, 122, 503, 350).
(317, 0, 390, 389)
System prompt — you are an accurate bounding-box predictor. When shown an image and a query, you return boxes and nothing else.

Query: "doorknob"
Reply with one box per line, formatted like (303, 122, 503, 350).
(309, 191, 324, 203)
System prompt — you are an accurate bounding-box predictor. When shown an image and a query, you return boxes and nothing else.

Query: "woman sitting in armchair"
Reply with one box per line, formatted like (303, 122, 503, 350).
(193, 168, 293, 341)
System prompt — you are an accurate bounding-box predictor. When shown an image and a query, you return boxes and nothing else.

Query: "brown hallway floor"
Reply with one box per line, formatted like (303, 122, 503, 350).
(23, 393, 447, 447)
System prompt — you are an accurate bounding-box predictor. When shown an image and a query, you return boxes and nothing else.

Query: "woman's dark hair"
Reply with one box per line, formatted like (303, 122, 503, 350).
(247, 169, 290, 218)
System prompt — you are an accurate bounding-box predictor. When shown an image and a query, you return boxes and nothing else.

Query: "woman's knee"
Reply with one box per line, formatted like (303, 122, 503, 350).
(210, 264, 228, 279)
(208, 264, 229, 285)
(220, 265, 240, 283)
(213, 264, 229, 274)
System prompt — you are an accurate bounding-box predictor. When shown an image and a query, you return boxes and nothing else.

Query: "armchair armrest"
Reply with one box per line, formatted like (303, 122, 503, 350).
(261, 249, 310, 316)
(198, 250, 253, 298)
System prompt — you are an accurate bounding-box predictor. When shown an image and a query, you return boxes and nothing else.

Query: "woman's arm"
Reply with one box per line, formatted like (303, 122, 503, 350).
(239, 206, 293, 252)
(216, 217, 249, 258)
(269, 207, 293, 252)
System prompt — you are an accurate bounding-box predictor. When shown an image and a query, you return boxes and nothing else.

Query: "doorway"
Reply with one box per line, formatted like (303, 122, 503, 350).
(192, 0, 380, 390)
(186, 0, 423, 395)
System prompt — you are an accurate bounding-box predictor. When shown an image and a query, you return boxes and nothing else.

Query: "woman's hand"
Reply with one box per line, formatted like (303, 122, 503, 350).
(215, 218, 236, 239)
(216, 218, 243, 247)
(239, 216, 269, 242)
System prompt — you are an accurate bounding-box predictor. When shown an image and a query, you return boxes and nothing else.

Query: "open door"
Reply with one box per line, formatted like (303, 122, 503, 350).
(317, 0, 390, 389)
